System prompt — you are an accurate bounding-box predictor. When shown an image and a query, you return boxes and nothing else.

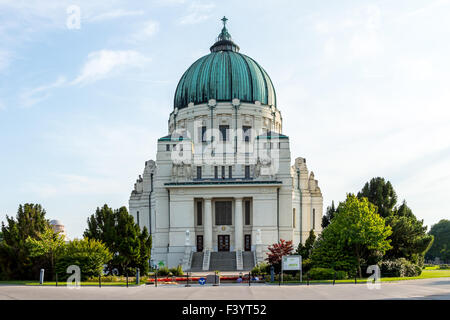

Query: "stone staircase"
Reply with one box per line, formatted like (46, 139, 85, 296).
(209, 252, 237, 271)
(189, 251, 256, 272)
(243, 251, 255, 270)
(190, 252, 204, 272)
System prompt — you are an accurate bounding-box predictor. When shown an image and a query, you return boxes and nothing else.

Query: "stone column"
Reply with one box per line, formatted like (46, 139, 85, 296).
(204, 198, 213, 250)
(234, 197, 243, 251)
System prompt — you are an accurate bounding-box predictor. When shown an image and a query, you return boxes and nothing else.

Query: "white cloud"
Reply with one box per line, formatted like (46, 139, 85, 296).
(179, 2, 215, 25)
(129, 20, 160, 42)
(72, 50, 150, 85)
(19, 76, 66, 107)
(89, 9, 145, 22)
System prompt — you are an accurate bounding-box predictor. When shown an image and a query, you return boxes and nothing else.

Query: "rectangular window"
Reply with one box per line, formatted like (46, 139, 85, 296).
(244, 200, 251, 225)
(293, 208, 296, 228)
(214, 166, 218, 179)
(199, 126, 207, 142)
(215, 201, 232, 225)
(243, 126, 251, 142)
(245, 165, 250, 179)
(137, 211, 140, 227)
(313, 208, 316, 229)
(166, 144, 170, 151)
(219, 125, 229, 141)
(196, 166, 202, 179)
(229, 166, 232, 179)
(197, 201, 202, 226)
(221, 166, 225, 179)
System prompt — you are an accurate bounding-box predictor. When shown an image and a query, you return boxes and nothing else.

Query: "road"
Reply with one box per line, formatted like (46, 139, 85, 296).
(0, 278, 449, 300)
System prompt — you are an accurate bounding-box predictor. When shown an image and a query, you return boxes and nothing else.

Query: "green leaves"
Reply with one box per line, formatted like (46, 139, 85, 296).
(83, 204, 152, 275)
(0, 203, 51, 280)
(426, 219, 450, 262)
(311, 194, 392, 277)
(56, 238, 112, 281)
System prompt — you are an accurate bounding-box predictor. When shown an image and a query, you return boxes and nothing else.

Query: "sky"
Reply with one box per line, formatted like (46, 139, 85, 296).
(0, 0, 449, 239)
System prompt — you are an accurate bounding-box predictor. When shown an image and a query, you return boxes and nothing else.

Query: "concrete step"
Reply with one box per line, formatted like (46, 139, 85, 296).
(190, 252, 204, 271)
(243, 251, 255, 270)
(209, 252, 236, 271)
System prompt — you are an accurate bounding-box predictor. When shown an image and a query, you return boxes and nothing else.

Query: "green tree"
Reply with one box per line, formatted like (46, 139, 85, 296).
(357, 177, 397, 218)
(56, 238, 112, 281)
(321, 201, 337, 228)
(0, 204, 50, 280)
(84, 205, 152, 275)
(384, 201, 434, 265)
(312, 194, 392, 277)
(426, 219, 450, 262)
(25, 226, 66, 278)
(296, 230, 316, 259)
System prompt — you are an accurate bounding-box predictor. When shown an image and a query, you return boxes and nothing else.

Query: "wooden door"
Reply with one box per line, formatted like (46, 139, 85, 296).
(218, 235, 230, 251)
(196, 235, 203, 252)
(244, 234, 251, 251)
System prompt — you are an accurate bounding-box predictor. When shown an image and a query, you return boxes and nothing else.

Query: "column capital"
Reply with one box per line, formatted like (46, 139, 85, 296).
(234, 197, 244, 201)
(203, 197, 212, 201)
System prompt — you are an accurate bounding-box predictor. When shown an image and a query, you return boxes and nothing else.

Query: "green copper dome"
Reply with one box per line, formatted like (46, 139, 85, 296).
(174, 17, 277, 110)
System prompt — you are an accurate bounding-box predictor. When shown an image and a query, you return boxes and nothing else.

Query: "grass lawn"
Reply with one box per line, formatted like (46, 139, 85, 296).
(268, 269, 450, 284)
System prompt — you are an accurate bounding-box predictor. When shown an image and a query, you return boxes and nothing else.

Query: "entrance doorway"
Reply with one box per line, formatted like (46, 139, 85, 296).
(197, 235, 203, 252)
(218, 235, 230, 251)
(245, 234, 251, 251)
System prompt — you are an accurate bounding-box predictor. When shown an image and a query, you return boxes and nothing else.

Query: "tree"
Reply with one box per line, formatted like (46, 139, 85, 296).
(312, 194, 392, 277)
(84, 205, 152, 275)
(0, 204, 50, 280)
(357, 177, 397, 218)
(321, 201, 336, 228)
(266, 239, 293, 272)
(384, 201, 434, 264)
(426, 219, 450, 262)
(296, 230, 316, 259)
(56, 238, 112, 281)
(25, 226, 66, 278)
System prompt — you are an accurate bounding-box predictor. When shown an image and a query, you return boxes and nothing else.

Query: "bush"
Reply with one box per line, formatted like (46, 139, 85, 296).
(379, 258, 421, 277)
(169, 265, 184, 276)
(157, 266, 170, 276)
(440, 264, 450, 270)
(307, 268, 347, 280)
(252, 262, 270, 275)
(55, 238, 112, 281)
(302, 258, 312, 273)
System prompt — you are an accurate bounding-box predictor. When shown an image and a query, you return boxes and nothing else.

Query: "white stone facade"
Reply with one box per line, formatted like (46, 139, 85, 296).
(129, 99, 323, 269)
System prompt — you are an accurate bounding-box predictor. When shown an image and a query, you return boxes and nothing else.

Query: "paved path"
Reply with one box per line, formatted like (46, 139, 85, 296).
(1, 278, 449, 300)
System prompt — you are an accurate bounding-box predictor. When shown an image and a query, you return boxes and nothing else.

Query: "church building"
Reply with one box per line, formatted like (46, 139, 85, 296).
(129, 17, 323, 271)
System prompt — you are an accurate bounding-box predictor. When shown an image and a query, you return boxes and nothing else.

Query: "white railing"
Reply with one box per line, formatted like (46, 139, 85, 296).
(236, 250, 243, 270)
(202, 249, 211, 271)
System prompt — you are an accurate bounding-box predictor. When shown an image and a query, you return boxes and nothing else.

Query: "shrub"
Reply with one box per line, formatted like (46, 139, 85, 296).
(252, 262, 270, 275)
(302, 258, 312, 273)
(157, 266, 170, 276)
(379, 258, 421, 277)
(169, 265, 184, 276)
(440, 264, 450, 270)
(307, 268, 347, 280)
(55, 238, 112, 281)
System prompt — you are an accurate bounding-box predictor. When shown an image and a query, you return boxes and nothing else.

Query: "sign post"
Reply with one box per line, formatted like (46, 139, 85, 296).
(282, 255, 302, 284)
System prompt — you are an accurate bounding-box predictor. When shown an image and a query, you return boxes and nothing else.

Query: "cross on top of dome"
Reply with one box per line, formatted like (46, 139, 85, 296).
(210, 16, 240, 52)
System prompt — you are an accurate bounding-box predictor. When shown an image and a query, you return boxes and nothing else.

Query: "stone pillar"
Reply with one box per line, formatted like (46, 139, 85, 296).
(204, 198, 213, 250)
(234, 197, 243, 251)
